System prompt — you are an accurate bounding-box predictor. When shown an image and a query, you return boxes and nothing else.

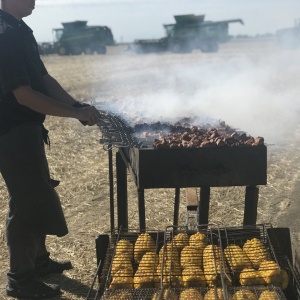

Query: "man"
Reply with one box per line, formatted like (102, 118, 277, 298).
(0, 0, 102, 298)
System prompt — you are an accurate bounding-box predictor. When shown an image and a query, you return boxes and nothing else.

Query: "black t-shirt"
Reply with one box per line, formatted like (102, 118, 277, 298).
(0, 9, 47, 135)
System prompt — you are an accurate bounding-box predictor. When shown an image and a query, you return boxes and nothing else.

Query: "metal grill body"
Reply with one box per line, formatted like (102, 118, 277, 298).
(121, 145, 267, 189)
(115, 144, 266, 230)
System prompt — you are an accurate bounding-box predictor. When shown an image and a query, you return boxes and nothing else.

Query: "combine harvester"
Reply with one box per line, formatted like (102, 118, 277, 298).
(130, 14, 244, 54)
(39, 20, 114, 55)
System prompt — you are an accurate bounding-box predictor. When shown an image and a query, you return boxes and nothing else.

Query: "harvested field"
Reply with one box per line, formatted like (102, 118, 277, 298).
(1, 38, 300, 299)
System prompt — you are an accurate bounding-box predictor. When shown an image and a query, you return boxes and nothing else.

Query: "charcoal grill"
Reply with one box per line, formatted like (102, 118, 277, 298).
(86, 112, 300, 300)
(96, 112, 267, 231)
(89, 224, 300, 299)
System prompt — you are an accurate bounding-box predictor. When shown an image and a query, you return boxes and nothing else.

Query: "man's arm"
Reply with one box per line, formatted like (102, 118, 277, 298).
(13, 85, 100, 126)
(43, 74, 78, 106)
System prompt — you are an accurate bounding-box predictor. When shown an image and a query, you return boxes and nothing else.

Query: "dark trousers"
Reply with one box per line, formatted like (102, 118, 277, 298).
(6, 199, 49, 286)
(0, 124, 67, 287)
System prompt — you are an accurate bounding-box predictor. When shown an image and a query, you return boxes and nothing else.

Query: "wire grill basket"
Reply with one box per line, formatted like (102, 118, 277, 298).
(92, 224, 300, 299)
(97, 111, 141, 149)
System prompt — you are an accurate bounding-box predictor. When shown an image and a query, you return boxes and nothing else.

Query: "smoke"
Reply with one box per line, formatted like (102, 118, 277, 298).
(94, 47, 300, 145)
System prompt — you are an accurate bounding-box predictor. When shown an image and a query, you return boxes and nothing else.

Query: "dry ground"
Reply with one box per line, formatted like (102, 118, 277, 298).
(1, 38, 300, 299)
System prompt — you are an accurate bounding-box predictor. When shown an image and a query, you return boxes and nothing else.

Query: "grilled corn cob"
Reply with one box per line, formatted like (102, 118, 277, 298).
(111, 254, 133, 277)
(134, 233, 156, 262)
(152, 289, 179, 300)
(182, 266, 206, 287)
(203, 245, 232, 287)
(239, 268, 265, 286)
(180, 245, 203, 269)
(232, 289, 256, 300)
(173, 232, 189, 252)
(259, 260, 289, 289)
(243, 238, 270, 268)
(159, 242, 180, 265)
(189, 232, 209, 250)
(180, 288, 203, 300)
(224, 244, 253, 274)
(203, 288, 230, 300)
(115, 239, 133, 260)
(259, 290, 278, 300)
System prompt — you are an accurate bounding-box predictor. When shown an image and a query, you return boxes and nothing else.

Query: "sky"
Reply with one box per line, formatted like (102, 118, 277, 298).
(25, 0, 300, 43)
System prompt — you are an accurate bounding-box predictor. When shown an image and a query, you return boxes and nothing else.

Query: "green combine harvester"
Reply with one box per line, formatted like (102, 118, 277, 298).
(131, 14, 244, 54)
(39, 20, 114, 55)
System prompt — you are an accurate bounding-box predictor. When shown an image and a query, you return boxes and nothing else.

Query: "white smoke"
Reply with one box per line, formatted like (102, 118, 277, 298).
(95, 48, 300, 145)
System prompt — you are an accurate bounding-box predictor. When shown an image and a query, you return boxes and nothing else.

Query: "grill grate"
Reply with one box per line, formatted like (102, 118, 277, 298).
(94, 224, 300, 299)
(97, 111, 141, 149)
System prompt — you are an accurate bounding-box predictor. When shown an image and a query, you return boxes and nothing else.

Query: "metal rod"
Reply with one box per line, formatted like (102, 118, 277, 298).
(138, 189, 146, 230)
(108, 148, 114, 233)
(173, 188, 180, 226)
(85, 259, 102, 300)
(116, 151, 128, 230)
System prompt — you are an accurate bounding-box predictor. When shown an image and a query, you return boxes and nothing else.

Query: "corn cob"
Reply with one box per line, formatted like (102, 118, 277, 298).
(224, 244, 253, 274)
(203, 245, 232, 287)
(259, 290, 278, 300)
(182, 266, 206, 287)
(203, 288, 230, 300)
(179, 288, 203, 300)
(259, 260, 289, 289)
(242, 238, 270, 268)
(134, 233, 156, 262)
(232, 289, 256, 300)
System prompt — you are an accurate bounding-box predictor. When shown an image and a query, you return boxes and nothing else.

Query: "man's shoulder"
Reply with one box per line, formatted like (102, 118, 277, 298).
(0, 17, 15, 35)
(0, 17, 20, 49)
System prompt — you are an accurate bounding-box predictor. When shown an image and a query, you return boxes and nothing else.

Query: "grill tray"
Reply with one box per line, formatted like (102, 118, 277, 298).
(96, 224, 300, 299)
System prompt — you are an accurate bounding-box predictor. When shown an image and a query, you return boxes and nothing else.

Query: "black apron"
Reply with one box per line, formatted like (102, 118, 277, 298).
(0, 124, 68, 237)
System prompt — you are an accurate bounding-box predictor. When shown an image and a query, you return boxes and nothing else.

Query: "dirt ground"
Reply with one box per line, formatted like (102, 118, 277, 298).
(1, 38, 300, 299)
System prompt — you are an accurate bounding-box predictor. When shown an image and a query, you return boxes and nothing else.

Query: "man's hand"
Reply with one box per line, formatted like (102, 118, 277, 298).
(72, 102, 100, 126)
(73, 102, 100, 126)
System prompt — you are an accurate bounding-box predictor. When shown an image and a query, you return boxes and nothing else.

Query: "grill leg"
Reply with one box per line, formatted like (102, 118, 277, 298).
(198, 187, 210, 225)
(138, 189, 146, 230)
(95, 234, 109, 290)
(243, 185, 259, 225)
(116, 151, 128, 230)
(108, 149, 114, 233)
(173, 188, 180, 227)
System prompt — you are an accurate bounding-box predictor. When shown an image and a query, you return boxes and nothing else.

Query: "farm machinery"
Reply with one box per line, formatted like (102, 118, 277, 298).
(39, 20, 114, 55)
(130, 14, 244, 54)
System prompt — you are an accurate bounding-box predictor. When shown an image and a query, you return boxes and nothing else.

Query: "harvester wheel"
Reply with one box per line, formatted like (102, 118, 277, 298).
(181, 44, 193, 53)
(91, 42, 106, 55)
(208, 42, 219, 53)
(170, 42, 182, 53)
(200, 42, 219, 53)
(57, 45, 69, 56)
(84, 46, 93, 55)
(96, 45, 106, 55)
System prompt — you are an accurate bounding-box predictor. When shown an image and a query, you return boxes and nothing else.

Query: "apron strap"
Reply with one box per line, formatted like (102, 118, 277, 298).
(41, 125, 50, 148)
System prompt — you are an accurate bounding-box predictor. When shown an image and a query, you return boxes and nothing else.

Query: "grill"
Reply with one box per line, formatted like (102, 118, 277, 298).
(96, 113, 267, 230)
(89, 110, 299, 299)
(90, 224, 300, 299)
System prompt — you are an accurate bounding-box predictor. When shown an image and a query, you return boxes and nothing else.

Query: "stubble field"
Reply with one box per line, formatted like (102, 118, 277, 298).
(0, 39, 300, 299)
